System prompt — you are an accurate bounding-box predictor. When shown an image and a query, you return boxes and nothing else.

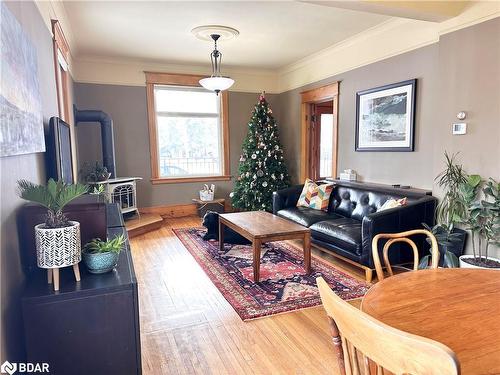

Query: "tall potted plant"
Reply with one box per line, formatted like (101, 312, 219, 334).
(430, 152, 468, 263)
(18, 179, 88, 290)
(458, 176, 500, 269)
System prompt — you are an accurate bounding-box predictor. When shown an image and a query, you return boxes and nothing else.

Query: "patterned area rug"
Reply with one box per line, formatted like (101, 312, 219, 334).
(173, 227, 370, 320)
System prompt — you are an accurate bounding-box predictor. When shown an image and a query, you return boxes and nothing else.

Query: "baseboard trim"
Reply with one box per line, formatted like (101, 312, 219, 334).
(139, 203, 197, 218)
(140, 200, 234, 218)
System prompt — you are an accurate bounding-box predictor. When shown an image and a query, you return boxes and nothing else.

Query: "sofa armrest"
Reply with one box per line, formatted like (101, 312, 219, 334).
(272, 185, 304, 214)
(361, 196, 437, 267)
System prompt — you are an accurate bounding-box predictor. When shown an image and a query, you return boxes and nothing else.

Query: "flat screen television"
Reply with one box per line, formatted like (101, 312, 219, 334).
(46, 117, 74, 184)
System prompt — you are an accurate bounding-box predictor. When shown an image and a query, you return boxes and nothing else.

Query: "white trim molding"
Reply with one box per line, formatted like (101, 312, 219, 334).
(277, 18, 438, 92)
(72, 57, 280, 93)
(277, 2, 500, 92)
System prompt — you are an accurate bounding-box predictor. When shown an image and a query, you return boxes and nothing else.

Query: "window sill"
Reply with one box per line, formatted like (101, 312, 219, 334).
(151, 175, 232, 185)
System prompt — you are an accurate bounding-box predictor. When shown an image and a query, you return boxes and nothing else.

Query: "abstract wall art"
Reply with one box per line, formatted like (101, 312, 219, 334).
(1, 2, 45, 157)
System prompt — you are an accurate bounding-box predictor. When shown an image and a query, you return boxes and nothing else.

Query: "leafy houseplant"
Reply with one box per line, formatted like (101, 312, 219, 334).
(18, 179, 88, 228)
(435, 152, 467, 230)
(80, 161, 110, 184)
(17, 179, 88, 291)
(83, 235, 125, 274)
(430, 152, 468, 262)
(458, 176, 500, 269)
(418, 223, 460, 268)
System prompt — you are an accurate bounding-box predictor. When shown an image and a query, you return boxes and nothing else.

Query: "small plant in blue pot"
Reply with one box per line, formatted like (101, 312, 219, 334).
(82, 235, 125, 274)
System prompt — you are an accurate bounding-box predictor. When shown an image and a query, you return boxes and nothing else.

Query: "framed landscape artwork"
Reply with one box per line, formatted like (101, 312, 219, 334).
(0, 2, 44, 157)
(355, 79, 416, 152)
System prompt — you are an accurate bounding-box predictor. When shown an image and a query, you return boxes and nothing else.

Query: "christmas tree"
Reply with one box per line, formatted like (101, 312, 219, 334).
(231, 93, 290, 211)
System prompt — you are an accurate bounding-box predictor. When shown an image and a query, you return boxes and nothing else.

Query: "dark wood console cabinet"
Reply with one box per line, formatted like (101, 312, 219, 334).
(22, 204, 141, 375)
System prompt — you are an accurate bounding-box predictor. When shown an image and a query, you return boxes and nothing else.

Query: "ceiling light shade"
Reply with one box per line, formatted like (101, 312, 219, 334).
(199, 76, 234, 94)
(197, 32, 236, 95)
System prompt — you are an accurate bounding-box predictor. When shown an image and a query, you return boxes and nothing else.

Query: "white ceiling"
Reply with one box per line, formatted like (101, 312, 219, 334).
(63, 1, 390, 70)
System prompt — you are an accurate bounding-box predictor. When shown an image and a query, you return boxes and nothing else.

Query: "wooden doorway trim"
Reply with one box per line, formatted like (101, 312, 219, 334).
(300, 82, 339, 182)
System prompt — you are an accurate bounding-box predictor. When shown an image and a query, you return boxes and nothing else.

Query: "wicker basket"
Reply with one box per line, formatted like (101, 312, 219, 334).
(35, 221, 81, 268)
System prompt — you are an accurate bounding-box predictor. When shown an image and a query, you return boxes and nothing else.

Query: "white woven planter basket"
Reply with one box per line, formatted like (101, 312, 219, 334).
(35, 221, 81, 268)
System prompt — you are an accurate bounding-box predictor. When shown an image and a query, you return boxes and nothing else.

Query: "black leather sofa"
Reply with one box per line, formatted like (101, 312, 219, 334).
(273, 181, 437, 282)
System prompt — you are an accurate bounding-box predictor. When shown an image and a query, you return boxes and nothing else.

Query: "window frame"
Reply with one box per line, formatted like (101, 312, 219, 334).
(300, 82, 339, 182)
(145, 72, 230, 184)
(51, 19, 77, 183)
(52, 20, 71, 122)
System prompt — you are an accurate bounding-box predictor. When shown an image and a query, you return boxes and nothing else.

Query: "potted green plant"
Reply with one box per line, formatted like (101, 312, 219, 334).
(18, 179, 88, 290)
(419, 223, 460, 268)
(82, 235, 125, 274)
(458, 176, 500, 269)
(80, 161, 111, 184)
(433, 152, 468, 260)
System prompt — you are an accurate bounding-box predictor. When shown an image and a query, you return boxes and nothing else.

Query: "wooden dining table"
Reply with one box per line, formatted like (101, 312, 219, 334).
(361, 268, 500, 375)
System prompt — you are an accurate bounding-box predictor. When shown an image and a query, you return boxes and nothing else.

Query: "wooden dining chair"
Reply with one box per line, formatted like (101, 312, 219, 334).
(316, 277, 460, 375)
(372, 229, 439, 281)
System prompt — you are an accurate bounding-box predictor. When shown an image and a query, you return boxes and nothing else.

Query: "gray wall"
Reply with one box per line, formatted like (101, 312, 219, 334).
(1, 1, 59, 361)
(434, 19, 500, 186)
(74, 85, 279, 207)
(296, 43, 438, 187)
(279, 18, 499, 190)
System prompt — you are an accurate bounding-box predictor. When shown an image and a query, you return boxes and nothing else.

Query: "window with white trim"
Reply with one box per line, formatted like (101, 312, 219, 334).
(155, 85, 222, 177)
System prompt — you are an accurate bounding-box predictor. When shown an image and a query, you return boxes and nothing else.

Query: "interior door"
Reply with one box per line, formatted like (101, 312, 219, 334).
(309, 102, 334, 180)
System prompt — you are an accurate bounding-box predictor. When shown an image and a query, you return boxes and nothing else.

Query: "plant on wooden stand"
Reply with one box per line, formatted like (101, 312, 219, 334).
(458, 176, 500, 269)
(18, 179, 88, 290)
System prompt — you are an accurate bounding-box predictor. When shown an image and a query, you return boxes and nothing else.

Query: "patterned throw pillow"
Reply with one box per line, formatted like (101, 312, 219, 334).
(297, 179, 334, 211)
(379, 197, 408, 211)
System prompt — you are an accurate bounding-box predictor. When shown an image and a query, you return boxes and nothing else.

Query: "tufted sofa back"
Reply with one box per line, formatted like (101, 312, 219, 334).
(328, 186, 418, 221)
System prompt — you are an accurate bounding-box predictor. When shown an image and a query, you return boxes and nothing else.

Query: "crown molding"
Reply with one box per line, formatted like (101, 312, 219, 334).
(277, 2, 499, 92)
(277, 17, 438, 92)
(72, 57, 280, 93)
(437, 0, 500, 36)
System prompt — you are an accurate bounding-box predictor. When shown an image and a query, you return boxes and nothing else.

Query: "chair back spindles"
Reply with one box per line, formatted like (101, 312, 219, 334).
(362, 355, 370, 375)
(372, 229, 439, 281)
(316, 277, 460, 375)
(341, 336, 352, 375)
(350, 344, 361, 375)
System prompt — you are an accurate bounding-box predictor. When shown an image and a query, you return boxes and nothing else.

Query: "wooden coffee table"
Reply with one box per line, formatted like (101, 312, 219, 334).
(218, 211, 311, 282)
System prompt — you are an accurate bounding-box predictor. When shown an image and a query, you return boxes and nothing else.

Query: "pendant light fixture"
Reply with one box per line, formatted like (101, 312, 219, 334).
(192, 26, 239, 95)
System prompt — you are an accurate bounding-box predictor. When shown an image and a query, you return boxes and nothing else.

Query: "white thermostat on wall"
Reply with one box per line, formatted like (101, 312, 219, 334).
(452, 123, 467, 135)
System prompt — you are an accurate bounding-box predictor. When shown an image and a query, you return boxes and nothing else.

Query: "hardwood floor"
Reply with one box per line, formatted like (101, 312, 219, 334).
(129, 216, 366, 375)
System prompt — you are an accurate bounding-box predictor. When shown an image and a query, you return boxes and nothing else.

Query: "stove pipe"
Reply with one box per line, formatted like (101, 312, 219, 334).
(74, 105, 116, 178)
